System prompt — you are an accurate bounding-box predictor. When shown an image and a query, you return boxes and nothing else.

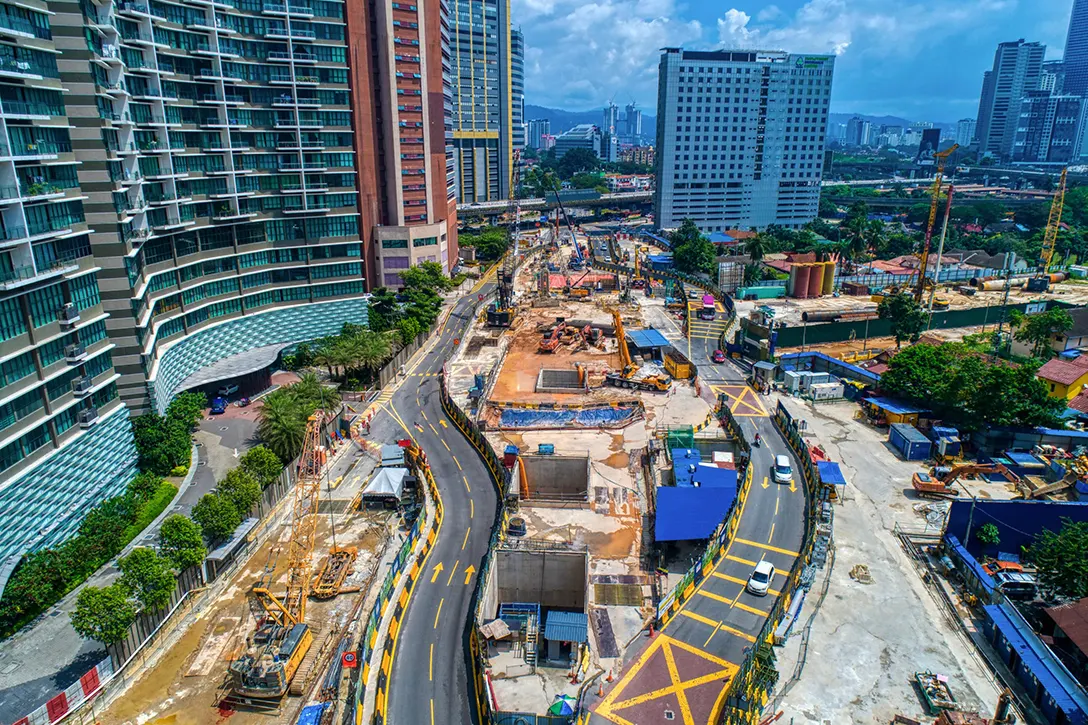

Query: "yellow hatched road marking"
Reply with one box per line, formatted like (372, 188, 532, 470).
(725, 553, 758, 567)
(695, 588, 769, 617)
(711, 571, 781, 597)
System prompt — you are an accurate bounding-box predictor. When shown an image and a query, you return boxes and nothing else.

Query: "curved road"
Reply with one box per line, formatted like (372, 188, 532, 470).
(368, 280, 498, 725)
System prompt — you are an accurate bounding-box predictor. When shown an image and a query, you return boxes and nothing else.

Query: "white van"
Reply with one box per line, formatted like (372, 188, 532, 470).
(773, 455, 793, 484)
(217, 383, 240, 397)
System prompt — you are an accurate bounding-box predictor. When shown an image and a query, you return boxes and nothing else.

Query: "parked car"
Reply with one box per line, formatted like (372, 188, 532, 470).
(217, 383, 239, 397)
(746, 560, 776, 596)
(712, 349, 726, 363)
(210, 397, 228, 415)
(773, 454, 793, 484)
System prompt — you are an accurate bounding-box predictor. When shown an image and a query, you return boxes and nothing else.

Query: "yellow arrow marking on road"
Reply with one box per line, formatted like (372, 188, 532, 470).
(789, 478, 797, 493)
(446, 560, 460, 586)
(761, 475, 769, 489)
(439, 419, 448, 428)
(430, 562, 444, 583)
(464, 565, 476, 585)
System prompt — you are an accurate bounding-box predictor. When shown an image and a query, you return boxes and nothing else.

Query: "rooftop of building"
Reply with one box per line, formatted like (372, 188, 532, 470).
(1036, 359, 1088, 385)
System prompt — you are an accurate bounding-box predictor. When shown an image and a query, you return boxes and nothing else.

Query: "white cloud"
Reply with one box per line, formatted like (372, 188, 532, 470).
(514, 0, 702, 108)
(755, 5, 781, 22)
(715, 0, 1016, 59)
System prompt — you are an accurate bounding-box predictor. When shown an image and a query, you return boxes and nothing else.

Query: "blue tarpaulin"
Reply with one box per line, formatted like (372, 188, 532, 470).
(864, 396, 928, 416)
(296, 703, 330, 725)
(626, 328, 670, 350)
(816, 461, 846, 486)
(499, 406, 640, 429)
(689, 464, 738, 488)
(672, 448, 701, 486)
(655, 486, 736, 541)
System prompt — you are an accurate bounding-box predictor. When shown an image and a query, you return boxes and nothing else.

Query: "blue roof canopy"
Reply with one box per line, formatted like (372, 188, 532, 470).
(816, 461, 846, 486)
(655, 486, 736, 541)
(864, 396, 928, 415)
(544, 611, 588, 643)
(627, 329, 670, 349)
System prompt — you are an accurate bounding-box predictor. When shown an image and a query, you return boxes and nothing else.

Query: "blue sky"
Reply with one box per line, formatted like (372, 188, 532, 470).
(514, 0, 1075, 122)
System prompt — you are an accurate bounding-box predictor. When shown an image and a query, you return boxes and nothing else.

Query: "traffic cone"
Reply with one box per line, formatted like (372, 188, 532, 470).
(648, 623, 656, 638)
(597, 681, 604, 697)
(606, 668, 613, 683)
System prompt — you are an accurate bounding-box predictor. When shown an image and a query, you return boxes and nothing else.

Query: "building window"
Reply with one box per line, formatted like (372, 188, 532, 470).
(382, 238, 409, 249)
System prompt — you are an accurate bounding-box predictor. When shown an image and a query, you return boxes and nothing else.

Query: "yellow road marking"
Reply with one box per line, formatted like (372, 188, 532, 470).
(421, 410, 428, 422)
(453, 455, 462, 470)
(703, 620, 722, 648)
(470, 498, 474, 518)
(463, 475, 471, 493)
(429, 643, 433, 681)
(768, 522, 775, 543)
(696, 588, 769, 617)
(662, 637, 695, 725)
(711, 571, 781, 597)
(679, 609, 719, 628)
(463, 564, 475, 585)
(429, 423, 439, 436)
(775, 496, 779, 516)
(430, 562, 444, 583)
(761, 475, 769, 490)
(430, 698, 435, 725)
(725, 553, 758, 567)
(446, 559, 460, 586)
(439, 419, 448, 428)
(733, 537, 799, 557)
(462, 526, 471, 551)
(678, 611, 757, 643)
(441, 439, 451, 452)
(434, 598, 443, 629)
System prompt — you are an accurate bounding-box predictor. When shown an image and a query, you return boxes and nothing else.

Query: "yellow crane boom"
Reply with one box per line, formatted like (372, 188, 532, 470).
(1040, 167, 1068, 274)
(914, 143, 959, 303)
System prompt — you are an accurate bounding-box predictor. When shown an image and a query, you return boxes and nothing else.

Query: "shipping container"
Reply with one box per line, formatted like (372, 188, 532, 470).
(889, 423, 932, 461)
(663, 349, 696, 379)
(809, 382, 844, 401)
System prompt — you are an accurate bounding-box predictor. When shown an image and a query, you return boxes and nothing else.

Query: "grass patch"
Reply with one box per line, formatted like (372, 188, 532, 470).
(122, 481, 179, 544)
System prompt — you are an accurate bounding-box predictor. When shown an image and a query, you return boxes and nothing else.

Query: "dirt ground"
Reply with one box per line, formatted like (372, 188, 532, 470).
(99, 494, 394, 725)
(775, 326, 989, 357)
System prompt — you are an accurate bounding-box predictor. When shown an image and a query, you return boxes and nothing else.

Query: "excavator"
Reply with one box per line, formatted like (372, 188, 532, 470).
(603, 308, 671, 392)
(227, 413, 325, 702)
(912, 462, 1019, 498)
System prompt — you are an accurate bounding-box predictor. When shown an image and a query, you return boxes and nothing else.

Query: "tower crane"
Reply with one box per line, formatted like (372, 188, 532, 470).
(1027, 167, 1068, 292)
(228, 412, 325, 701)
(913, 143, 959, 303)
(487, 149, 521, 326)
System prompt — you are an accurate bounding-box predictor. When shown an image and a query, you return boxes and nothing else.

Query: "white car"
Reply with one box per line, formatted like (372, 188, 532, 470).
(217, 383, 239, 397)
(773, 454, 793, 485)
(746, 561, 776, 596)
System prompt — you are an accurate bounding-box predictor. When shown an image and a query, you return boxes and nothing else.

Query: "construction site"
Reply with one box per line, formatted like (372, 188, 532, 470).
(444, 199, 727, 717)
(92, 419, 408, 725)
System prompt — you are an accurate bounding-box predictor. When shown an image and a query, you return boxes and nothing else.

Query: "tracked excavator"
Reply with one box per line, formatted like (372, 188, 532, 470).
(603, 308, 671, 392)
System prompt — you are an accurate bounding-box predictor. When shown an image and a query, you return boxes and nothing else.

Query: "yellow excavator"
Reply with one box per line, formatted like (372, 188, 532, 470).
(227, 413, 325, 701)
(604, 308, 671, 392)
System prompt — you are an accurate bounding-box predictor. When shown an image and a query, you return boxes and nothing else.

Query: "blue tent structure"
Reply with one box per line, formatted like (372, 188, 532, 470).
(816, 461, 846, 486)
(655, 486, 736, 541)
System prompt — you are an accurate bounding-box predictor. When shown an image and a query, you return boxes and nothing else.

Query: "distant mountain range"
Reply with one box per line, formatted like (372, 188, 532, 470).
(525, 103, 655, 139)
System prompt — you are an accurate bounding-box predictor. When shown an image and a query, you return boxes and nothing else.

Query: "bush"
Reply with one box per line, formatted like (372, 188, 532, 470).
(132, 413, 193, 476)
(159, 515, 206, 570)
(121, 480, 178, 543)
(170, 465, 189, 477)
(191, 492, 242, 545)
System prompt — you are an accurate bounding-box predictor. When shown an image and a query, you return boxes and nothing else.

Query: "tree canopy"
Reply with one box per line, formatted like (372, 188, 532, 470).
(1010, 308, 1074, 359)
(158, 514, 206, 571)
(118, 547, 176, 612)
(669, 219, 716, 275)
(877, 292, 926, 348)
(1026, 518, 1088, 600)
(191, 492, 242, 545)
(458, 226, 509, 261)
(71, 584, 136, 645)
(877, 343, 1064, 430)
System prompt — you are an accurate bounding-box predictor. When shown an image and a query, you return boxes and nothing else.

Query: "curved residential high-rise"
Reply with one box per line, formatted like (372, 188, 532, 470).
(0, 0, 456, 570)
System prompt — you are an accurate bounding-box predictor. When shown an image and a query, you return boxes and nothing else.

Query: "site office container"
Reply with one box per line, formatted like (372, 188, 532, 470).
(889, 423, 932, 461)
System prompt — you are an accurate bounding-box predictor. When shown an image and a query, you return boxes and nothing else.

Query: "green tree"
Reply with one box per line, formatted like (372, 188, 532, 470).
(818, 196, 840, 218)
(1026, 519, 1088, 599)
(239, 445, 284, 489)
(877, 292, 926, 348)
(127, 472, 164, 504)
(191, 492, 242, 545)
(555, 147, 599, 179)
(396, 316, 424, 347)
(458, 226, 510, 261)
(158, 514, 207, 570)
(118, 547, 176, 612)
(744, 234, 767, 262)
(975, 523, 1001, 547)
(668, 219, 715, 275)
(217, 468, 262, 516)
(367, 286, 399, 332)
(257, 389, 309, 461)
(293, 371, 341, 413)
(570, 172, 603, 190)
(166, 392, 207, 429)
(70, 584, 136, 645)
(1014, 308, 1074, 359)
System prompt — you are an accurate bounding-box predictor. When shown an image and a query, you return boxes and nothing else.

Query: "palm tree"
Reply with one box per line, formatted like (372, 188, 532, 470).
(353, 330, 393, 380)
(256, 390, 307, 462)
(311, 342, 335, 377)
(291, 372, 341, 413)
(744, 234, 767, 262)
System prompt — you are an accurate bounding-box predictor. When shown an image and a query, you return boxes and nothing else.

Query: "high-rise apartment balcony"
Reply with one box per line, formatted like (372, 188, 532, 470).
(0, 57, 60, 79)
(0, 255, 80, 291)
(0, 101, 62, 120)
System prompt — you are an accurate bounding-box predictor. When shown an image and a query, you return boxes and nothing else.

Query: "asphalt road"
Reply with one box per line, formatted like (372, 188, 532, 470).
(374, 280, 498, 725)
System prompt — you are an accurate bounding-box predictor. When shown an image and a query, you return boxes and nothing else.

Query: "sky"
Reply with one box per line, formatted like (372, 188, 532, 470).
(514, 0, 1076, 122)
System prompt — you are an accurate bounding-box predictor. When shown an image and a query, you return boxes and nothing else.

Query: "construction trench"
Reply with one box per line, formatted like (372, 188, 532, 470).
(512, 453, 592, 507)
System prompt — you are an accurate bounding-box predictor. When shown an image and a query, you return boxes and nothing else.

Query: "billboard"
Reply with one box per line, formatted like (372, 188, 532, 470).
(915, 128, 942, 165)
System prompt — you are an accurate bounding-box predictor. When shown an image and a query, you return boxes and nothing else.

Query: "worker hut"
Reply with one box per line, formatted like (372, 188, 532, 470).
(862, 396, 928, 426)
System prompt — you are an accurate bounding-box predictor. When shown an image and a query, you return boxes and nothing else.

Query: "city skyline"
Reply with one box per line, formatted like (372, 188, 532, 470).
(512, 0, 1076, 120)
